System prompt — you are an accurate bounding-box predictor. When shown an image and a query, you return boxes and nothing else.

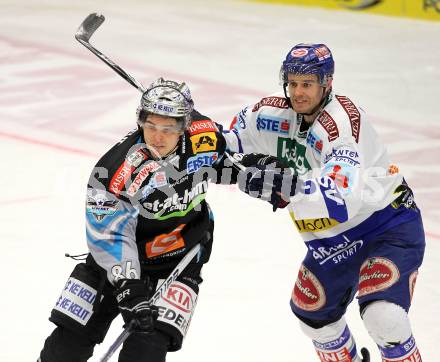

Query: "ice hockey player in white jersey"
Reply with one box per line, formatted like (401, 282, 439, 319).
(224, 43, 425, 362)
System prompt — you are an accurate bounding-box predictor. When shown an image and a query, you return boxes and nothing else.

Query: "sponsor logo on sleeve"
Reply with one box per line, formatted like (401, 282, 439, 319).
(358, 257, 400, 297)
(324, 148, 360, 167)
(292, 264, 326, 311)
(252, 96, 289, 112)
(53, 277, 97, 325)
(86, 194, 118, 222)
(256, 115, 290, 135)
(317, 111, 339, 142)
(188, 120, 217, 135)
(186, 152, 219, 174)
(335, 95, 361, 143)
(190, 132, 217, 153)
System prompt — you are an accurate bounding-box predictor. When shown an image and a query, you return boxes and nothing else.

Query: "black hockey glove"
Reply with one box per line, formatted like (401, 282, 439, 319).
(236, 153, 297, 211)
(115, 279, 159, 334)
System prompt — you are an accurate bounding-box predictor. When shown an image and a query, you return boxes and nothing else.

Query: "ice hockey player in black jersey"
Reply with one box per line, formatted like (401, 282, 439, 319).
(38, 77, 283, 362)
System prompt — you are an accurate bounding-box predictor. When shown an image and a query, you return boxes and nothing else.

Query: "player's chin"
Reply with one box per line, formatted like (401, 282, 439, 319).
(293, 102, 310, 113)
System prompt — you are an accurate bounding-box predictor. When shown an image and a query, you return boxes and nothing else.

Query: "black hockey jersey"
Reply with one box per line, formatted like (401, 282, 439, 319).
(86, 111, 235, 283)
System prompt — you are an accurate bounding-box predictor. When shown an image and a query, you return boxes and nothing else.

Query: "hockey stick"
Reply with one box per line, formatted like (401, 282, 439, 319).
(75, 13, 252, 182)
(75, 13, 146, 93)
(99, 243, 201, 362)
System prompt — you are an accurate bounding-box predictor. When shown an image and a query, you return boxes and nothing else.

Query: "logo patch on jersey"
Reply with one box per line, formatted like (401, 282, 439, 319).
(252, 96, 288, 112)
(358, 257, 400, 297)
(306, 130, 323, 155)
(277, 137, 311, 176)
(290, 213, 339, 233)
(335, 95, 361, 143)
(317, 111, 339, 142)
(186, 152, 219, 174)
(145, 224, 186, 258)
(188, 120, 217, 135)
(190, 132, 217, 153)
(126, 161, 161, 196)
(86, 194, 118, 222)
(256, 115, 290, 135)
(53, 277, 97, 326)
(292, 264, 326, 311)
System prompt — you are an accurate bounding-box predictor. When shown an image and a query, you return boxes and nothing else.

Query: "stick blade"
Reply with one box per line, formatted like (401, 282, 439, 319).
(75, 13, 105, 42)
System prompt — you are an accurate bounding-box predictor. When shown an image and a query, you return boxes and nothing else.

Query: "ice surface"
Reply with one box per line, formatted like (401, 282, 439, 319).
(1, 1, 439, 361)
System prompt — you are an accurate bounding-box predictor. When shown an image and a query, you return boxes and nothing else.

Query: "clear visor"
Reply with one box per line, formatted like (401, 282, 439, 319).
(142, 120, 184, 134)
(280, 63, 330, 86)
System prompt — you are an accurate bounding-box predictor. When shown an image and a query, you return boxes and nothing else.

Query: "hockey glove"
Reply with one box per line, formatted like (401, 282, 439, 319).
(115, 279, 159, 334)
(236, 153, 297, 211)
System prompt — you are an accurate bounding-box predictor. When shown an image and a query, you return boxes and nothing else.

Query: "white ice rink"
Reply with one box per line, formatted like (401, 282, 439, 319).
(1, 1, 439, 361)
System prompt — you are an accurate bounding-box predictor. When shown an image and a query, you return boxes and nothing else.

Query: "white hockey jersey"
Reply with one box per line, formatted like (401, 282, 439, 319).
(223, 91, 417, 268)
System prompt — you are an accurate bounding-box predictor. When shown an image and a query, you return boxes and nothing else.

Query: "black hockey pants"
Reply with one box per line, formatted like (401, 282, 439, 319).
(39, 325, 169, 362)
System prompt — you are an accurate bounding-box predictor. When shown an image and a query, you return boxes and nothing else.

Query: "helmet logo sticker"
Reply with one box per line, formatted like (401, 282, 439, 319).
(291, 48, 308, 57)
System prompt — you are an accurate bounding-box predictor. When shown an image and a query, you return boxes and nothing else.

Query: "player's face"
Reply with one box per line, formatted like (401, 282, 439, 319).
(142, 114, 183, 158)
(287, 73, 324, 119)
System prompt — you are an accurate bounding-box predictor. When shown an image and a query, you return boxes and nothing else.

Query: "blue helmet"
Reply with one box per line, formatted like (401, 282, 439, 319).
(280, 43, 334, 86)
